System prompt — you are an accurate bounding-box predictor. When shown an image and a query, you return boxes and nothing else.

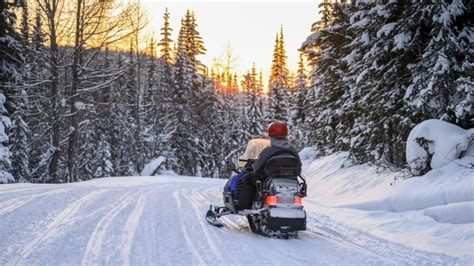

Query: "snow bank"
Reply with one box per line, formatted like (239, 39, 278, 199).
(342, 156, 474, 215)
(141, 157, 165, 176)
(301, 152, 397, 206)
(423, 201, 474, 224)
(301, 151, 474, 256)
(406, 119, 474, 175)
(298, 147, 318, 163)
(302, 151, 473, 220)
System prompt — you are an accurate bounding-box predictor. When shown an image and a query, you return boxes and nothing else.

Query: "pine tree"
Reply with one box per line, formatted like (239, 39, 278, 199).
(8, 0, 31, 182)
(290, 53, 307, 125)
(171, 15, 197, 175)
(189, 11, 206, 72)
(302, 0, 472, 168)
(268, 27, 290, 122)
(318, 0, 333, 28)
(28, 5, 51, 181)
(155, 10, 177, 170)
(31, 6, 44, 51)
(159, 8, 173, 64)
(89, 47, 114, 178)
(127, 42, 141, 175)
(242, 63, 264, 137)
(110, 53, 127, 176)
(20, 0, 29, 49)
(10, 89, 30, 182)
(288, 53, 307, 149)
(0, 0, 21, 183)
(407, 0, 473, 129)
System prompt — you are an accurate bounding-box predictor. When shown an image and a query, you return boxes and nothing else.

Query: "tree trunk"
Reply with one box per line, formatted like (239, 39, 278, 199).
(44, 0, 61, 183)
(67, 0, 83, 182)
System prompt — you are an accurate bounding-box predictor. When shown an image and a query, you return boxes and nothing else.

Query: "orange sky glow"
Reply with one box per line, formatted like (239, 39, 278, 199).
(135, 0, 320, 86)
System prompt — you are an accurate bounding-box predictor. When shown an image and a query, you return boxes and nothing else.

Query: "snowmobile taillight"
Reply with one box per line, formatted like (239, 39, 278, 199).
(295, 196, 302, 205)
(264, 195, 278, 205)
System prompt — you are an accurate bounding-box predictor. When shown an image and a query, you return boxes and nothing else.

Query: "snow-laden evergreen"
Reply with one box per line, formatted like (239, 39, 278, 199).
(0, 3, 273, 183)
(0, 0, 21, 183)
(301, 0, 473, 168)
(268, 28, 290, 122)
(1, 1, 471, 182)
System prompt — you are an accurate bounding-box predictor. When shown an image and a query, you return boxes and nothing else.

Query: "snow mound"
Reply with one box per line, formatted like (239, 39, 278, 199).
(141, 157, 165, 176)
(406, 119, 474, 175)
(423, 201, 474, 224)
(343, 156, 474, 216)
(298, 147, 318, 163)
(303, 152, 398, 206)
(302, 151, 474, 256)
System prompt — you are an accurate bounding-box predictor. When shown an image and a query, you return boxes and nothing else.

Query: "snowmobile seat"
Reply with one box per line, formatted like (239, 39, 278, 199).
(263, 154, 301, 179)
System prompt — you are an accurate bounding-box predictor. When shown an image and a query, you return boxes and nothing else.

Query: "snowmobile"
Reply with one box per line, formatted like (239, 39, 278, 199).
(206, 153, 307, 239)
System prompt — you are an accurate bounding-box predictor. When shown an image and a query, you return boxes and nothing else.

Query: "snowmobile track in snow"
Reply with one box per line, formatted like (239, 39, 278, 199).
(0, 188, 70, 216)
(10, 190, 105, 265)
(306, 212, 464, 265)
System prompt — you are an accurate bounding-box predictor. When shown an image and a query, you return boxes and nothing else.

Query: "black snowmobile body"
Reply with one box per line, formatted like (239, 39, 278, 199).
(206, 154, 307, 239)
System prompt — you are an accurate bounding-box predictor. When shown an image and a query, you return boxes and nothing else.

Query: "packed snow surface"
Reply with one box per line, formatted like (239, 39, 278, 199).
(1, 152, 473, 264)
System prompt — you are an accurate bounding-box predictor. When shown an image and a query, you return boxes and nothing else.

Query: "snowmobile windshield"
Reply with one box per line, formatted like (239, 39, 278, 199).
(238, 138, 271, 168)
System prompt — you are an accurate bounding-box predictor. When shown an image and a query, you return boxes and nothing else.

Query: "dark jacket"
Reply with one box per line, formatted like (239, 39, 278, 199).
(252, 138, 300, 178)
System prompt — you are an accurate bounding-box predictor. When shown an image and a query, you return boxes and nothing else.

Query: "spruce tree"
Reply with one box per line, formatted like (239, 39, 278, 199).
(302, 0, 472, 168)
(289, 53, 308, 149)
(20, 0, 29, 48)
(10, 89, 30, 182)
(172, 15, 196, 175)
(159, 8, 173, 64)
(290, 53, 307, 126)
(268, 28, 290, 122)
(243, 64, 264, 137)
(0, 0, 21, 183)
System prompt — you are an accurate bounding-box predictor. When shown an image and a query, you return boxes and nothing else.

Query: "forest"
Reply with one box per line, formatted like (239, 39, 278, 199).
(0, 0, 472, 183)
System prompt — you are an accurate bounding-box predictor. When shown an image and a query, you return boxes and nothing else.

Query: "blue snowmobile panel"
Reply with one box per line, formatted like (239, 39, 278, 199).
(224, 171, 246, 197)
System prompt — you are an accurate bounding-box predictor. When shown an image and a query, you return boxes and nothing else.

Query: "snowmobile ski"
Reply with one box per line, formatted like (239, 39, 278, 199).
(205, 206, 224, 227)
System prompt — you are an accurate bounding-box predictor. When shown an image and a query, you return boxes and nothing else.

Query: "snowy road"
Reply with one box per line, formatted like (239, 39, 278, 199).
(0, 176, 468, 265)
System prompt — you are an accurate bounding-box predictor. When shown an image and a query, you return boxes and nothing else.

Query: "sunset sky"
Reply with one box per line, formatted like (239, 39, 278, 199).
(139, 0, 319, 82)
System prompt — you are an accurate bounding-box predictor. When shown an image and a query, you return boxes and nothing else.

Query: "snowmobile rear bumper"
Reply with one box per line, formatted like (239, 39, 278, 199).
(266, 207, 306, 231)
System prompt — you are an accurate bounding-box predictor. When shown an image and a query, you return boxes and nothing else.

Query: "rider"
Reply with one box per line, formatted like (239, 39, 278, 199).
(252, 121, 300, 178)
(234, 121, 301, 210)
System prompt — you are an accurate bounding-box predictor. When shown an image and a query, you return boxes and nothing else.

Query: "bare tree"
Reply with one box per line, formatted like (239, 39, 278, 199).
(65, 0, 143, 181)
(38, 0, 65, 182)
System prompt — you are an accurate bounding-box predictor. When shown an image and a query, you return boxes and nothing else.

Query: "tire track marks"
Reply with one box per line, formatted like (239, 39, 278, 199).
(0, 188, 70, 216)
(0, 186, 49, 195)
(304, 213, 459, 264)
(10, 190, 105, 265)
(181, 224, 206, 265)
(81, 191, 139, 265)
(181, 188, 227, 263)
(118, 190, 152, 266)
(173, 188, 209, 265)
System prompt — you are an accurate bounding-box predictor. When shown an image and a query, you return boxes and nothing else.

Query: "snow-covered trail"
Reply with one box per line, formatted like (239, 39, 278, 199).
(0, 176, 466, 265)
